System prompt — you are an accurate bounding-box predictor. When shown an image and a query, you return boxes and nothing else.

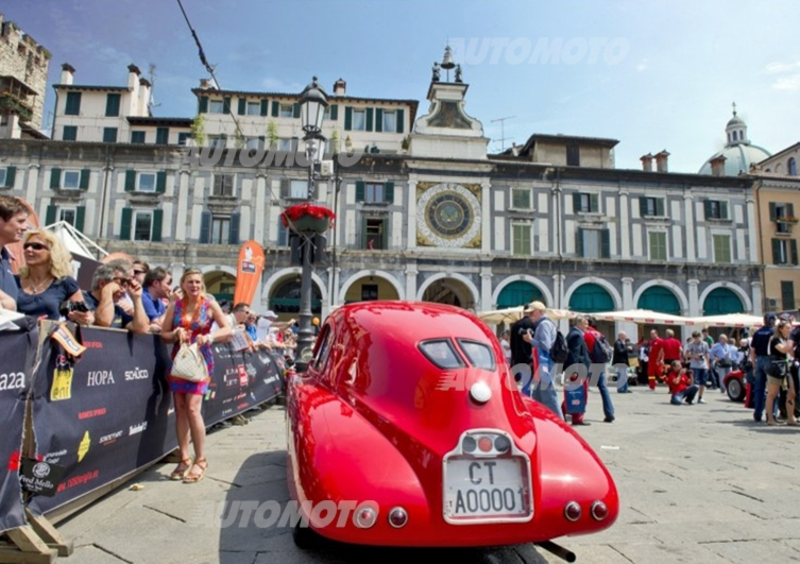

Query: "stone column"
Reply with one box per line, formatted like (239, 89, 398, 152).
(620, 277, 636, 338)
(176, 169, 191, 241)
(25, 164, 39, 209)
(619, 188, 630, 259)
(407, 178, 418, 249)
(481, 181, 491, 253)
(254, 173, 267, 244)
(480, 268, 493, 312)
(684, 193, 696, 262)
(745, 192, 758, 263)
(406, 263, 418, 301)
(751, 280, 763, 315)
(688, 278, 700, 316)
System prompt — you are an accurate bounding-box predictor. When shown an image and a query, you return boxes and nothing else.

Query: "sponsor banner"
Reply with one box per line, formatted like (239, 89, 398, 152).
(0, 322, 38, 533)
(232, 241, 265, 307)
(202, 345, 285, 427)
(28, 327, 176, 515)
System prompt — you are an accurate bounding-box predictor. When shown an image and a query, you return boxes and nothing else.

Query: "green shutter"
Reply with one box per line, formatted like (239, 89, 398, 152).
(260, 99, 268, 116)
(156, 127, 168, 145)
(656, 198, 665, 217)
(79, 169, 90, 190)
(199, 211, 211, 243)
(375, 108, 383, 132)
(75, 206, 85, 232)
(640, 196, 647, 217)
(156, 171, 166, 193)
(572, 192, 581, 213)
(384, 181, 394, 204)
(356, 181, 365, 202)
(772, 238, 782, 264)
(792, 240, 799, 265)
(576, 227, 584, 256)
(222, 97, 231, 113)
(50, 168, 61, 189)
(720, 201, 729, 220)
(344, 106, 352, 130)
(769, 202, 777, 221)
(237, 98, 246, 115)
(590, 193, 599, 213)
(45, 205, 57, 225)
(365, 108, 374, 131)
(396, 109, 404, 133)
(292, 103, 300, 118)
(229, 212, 240, 244)
(198, 96, 208, 113)
(151, 209, 163, 242)
(125, 170, 136, 192)
(4, 166, 15, 188)
(704, 200, 712, 219)
(789, 203, 795, 217)
(271, 101, 279, 117)
(601, 229, 611, 258)
(120, 208, 132, 240)
(330, 104, 338, 121)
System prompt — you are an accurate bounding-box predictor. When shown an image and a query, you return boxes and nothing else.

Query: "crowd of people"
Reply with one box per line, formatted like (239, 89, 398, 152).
(1, 195, 305, 484)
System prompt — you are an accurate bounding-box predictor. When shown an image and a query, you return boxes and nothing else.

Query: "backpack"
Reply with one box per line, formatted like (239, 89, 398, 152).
(549, 328, 569, 364)
(590, 334, 613, 364)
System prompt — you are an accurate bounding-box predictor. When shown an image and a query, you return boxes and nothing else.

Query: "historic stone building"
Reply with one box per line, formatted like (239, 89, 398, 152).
(0, 55, 765, 336)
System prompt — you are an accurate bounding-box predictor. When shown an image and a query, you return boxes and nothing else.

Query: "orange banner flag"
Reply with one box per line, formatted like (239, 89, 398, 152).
(233, 241, 265, 306)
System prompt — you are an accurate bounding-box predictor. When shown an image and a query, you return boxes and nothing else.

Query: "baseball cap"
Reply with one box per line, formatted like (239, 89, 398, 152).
(763, 312, 777, 325)
(261, 310, 278, 319)
(523, 301, 547, 313)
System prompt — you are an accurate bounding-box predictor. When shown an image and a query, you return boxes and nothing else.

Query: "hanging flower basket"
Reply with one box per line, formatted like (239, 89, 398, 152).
(779, 216, 799, 224)
(280, 203, 336, 233)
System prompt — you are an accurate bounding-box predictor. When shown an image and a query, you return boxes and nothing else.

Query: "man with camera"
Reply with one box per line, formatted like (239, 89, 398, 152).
(82, 262, 149, 333)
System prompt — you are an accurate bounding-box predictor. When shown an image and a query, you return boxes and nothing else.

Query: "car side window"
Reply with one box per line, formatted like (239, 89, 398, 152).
(313, 325, 333, 371)
(419, 339, 466, 369)
(457, 339, 496, 370)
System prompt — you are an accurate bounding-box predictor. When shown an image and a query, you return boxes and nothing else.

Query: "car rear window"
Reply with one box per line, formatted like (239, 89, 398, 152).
(457, 339, 496, 370)
(419, 339, 466, 369)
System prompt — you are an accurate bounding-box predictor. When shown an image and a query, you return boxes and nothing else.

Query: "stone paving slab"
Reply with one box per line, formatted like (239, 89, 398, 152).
(48, 386, 800, 564)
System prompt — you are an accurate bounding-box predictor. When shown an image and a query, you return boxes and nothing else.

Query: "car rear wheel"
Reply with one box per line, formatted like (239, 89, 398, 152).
(726, 378, 745, 402)
(292, 522, 330, 550)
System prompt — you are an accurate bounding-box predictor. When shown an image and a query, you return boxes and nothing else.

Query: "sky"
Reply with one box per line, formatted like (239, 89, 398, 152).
(3, 0, 799, 173)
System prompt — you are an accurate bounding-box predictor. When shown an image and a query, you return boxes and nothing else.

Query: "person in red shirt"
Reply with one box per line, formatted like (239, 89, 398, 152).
(661, 329, 684, 368)
(647, 329, 664, 390)
(666, 360, 699, 405)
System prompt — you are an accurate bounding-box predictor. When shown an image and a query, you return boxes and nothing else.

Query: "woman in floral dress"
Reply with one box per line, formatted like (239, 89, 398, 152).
(161, 269, 231, 483)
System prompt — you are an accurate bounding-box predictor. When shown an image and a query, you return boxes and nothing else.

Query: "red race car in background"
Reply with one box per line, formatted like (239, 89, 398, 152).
(285, 301, 619, 562)
(723, 369, 747, 403)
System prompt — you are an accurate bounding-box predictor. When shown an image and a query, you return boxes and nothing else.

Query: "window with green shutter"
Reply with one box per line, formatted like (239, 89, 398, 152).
(50, 168, 61, 189)
(329, 104, 338, 121)
(511, 188, 532, 209)
(3, 166, 15, 188)
(260, 99, 268, 116)
(512, 223, 532, 255)
(198, 96, 208, 113)
(131, 130, 146, 144)
(375, 108, 383, 132)
(75, 206, 86, 232)
(124, 170, 136, 192)
(65, 92, 81, 115)
(79, 169, 90, 190)
(344, 106, 353, 130)
(781, 281, 795, 311)
(155, 128, 169, 145)
(271, 101, 279, 117)
(365, 108, 374, 131)
(102, 127, 117, 143)
(156, 171, 167, 193)
(648, 231, 667, 261)
(228, 212, 240, 244)
(105, 93, 121, 116)
(199, 211, 211, 244)
(640, 196, 664, 217)
(120, 208, 132, 240)
(151, 210, 163, 242)
(396, 109, 405, 133)
(45, 205, 57, 225)
(355, 181, 365, 202)
(713, 234, 731, 263)
(705, 200, 729, 220)
(222, 97, 231, 114)
(237, 98, 246, 115)
(63, 126, 77, 141)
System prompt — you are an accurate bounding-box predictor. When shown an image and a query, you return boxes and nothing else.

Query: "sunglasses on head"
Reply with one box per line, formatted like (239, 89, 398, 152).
(23, 242, 49, 251)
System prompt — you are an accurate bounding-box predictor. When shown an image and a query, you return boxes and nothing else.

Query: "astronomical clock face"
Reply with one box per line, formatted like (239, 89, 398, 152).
(417, 183, 481, 248)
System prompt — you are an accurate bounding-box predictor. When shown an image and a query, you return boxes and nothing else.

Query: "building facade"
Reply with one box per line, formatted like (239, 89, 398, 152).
(0, 58, 766, 334)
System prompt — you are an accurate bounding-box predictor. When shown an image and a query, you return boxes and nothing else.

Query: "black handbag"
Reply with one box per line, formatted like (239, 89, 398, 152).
(767, 360, 787, 378)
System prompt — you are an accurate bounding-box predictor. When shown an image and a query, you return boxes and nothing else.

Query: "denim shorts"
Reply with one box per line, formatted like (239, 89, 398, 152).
(692, 368, 708, 387)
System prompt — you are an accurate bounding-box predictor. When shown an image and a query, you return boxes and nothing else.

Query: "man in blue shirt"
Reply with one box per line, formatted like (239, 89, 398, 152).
(522, 301, 564, 420)
(83, 263, 149, 333)
(0, 196, 29, 310)
(141, 267, 172, 329)
(750, 313, 777, 422)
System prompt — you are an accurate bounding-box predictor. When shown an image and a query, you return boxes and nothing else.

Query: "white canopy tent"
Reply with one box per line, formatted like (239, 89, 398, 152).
(589, 309, 689, 325)
(686, 313, 763, 328)
(477, 306, 578, 324)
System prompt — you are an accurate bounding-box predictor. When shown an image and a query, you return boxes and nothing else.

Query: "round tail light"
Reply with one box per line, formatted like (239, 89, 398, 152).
(564, 501, 581, 522)
(591, 500, 608, 521)
(388, 507, 408, 528)
(478, 437, 493, 452)
(494, 436, 511, 453)
(462, 436, 477, 453)
(354, 506, 378, 528)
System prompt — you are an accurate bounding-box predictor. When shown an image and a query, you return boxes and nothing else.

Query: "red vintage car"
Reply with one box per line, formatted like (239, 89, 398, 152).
(285, 301, 618, 561)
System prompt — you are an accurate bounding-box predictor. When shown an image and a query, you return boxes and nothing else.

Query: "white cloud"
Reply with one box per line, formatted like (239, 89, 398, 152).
(772, 74, 800, 90)
(764, 60, 800, 74)
(636, 59, 649, 72)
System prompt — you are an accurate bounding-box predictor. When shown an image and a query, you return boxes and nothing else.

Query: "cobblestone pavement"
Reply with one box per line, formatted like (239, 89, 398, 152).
(55, 384, 800, 564)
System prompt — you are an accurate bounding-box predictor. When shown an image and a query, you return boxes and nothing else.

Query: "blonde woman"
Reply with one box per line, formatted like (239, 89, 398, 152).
(766, 320, 798, 426)
(15, 229, 88, 321)
(161, 269, 231, 483)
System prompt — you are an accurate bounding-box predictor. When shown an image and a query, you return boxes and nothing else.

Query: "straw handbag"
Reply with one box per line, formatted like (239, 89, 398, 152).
(171, 343, 208, 382)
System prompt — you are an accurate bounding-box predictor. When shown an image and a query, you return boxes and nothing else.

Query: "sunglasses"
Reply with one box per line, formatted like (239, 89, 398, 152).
(23, 242, 49, 251)
(133, 270, 146, 275)
(112, 277, 131, 287)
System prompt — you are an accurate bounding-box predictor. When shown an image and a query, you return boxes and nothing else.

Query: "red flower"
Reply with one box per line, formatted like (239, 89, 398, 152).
(279, 203, 336, 229)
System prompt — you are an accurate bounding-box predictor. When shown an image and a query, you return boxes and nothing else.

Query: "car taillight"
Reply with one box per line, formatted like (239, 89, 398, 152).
(462, 436, 477, 453)
(354, 506, 378, 528)
(493, 435, 511, 453)
(478, 437, 493, 452)
(388, 507, 408, 528)
(564, 501, 581, 522)
(591, 500, 608, 520)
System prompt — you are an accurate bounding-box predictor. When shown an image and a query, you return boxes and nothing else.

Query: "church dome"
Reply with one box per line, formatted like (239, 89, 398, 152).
(698, 105, 771, 176)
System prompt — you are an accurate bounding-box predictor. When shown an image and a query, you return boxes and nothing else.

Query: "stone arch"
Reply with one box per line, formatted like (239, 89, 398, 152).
(698, 282, 752, 314)
(338, 270, 405, 303)
(492, 275, 554, 308)
(416, 272, 480, 309)
(633, 280, 689, 315)
(260, 267, 329, 308)
(563, 277, 622, 311)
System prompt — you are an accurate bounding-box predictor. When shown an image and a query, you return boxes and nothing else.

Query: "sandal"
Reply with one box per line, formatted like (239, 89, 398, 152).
(183, 458, 207, 484)
(170, 458, 192, 481)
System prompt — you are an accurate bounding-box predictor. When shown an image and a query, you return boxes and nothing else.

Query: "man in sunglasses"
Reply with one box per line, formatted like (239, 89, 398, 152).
(82, 263, 148, 333)
(0, 195, 29, 311)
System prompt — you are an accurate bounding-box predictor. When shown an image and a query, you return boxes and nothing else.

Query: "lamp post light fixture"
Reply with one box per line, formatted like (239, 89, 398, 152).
(295, 76, 329, 369)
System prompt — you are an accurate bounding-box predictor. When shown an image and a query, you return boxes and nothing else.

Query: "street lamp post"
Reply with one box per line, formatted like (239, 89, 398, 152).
(295, 77, 328, 369)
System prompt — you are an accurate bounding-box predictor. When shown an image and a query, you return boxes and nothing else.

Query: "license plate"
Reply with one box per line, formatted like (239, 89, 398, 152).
(443, 457, 532, 522)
